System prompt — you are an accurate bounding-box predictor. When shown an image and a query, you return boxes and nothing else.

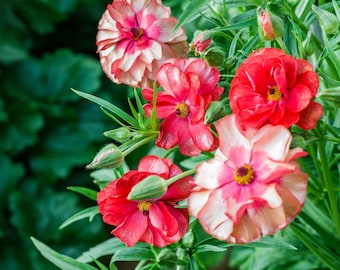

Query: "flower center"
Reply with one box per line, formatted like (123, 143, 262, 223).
(234, 164, 254, 185)
(267, 85, 283, 101)
(131, 27, 144, 41)
(137, 200, 152, 215)
(175, 103, 190, 118)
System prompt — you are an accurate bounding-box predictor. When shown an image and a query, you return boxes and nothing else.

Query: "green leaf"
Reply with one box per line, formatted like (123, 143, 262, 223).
(59, 206, 99, 229)
(174, 0, 210, 33)
(67, 186, 98, 201)
(72, 89, 138, 127)
(77, 238, 125, 263)
(110, 246, 154, 263)
(31, 237, 97, 270)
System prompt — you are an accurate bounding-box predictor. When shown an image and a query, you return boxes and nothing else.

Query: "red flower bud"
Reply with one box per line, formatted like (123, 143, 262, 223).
(191, 31, 212, 55)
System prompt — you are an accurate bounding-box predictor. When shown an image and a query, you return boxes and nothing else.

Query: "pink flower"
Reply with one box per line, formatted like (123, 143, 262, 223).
(188, 114, 308, 243)
(229, 48, 323, 130)
(143, 58, 224, 156)
(96, 0, 188, 88)
(97, 155, 193, 247)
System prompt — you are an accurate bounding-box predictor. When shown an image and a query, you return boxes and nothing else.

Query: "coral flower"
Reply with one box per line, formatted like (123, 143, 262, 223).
(188, 114, 308, 243)
(143, 58, 224, 156)
(97, 155, 193, 247)
(96, 0, 188, 88)
(229, 48, 323, 130)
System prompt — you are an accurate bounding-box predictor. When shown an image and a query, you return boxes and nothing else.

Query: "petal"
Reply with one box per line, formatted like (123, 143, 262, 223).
(138, 155, 170, 177)
(229, 213, 261, 243)
(286, 84, 313, 112)
(216, 115, 252, 156)
(251, 124, 292, 161)
(296, 101, 323, 130)
(194, 158, 226, 189)
(189, 123, 215, 151)
(113, 210, 148, 247)
(149, 202, 178, 237)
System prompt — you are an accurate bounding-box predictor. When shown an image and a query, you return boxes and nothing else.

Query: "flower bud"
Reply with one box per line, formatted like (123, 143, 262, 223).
(104, 127, 131, 143)
(191, 31, 213, 55)
(86, 144, 124, 169)
(181, 229, 195, 248)
(128, 175, 167, 200)
(302, 31, 315, 57)
(203, 47, 225, 66)
(204, 100, 228, 124)
(257, 7, 284, 40)
(312, 5, 339, 34)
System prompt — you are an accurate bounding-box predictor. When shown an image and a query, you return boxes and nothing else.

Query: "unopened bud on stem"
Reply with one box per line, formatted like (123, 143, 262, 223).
(86, 144, 124, 169)
(128, 175, 167, 200)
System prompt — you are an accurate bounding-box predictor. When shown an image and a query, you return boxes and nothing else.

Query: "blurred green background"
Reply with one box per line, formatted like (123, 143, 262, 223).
(0, 0, 138, 269)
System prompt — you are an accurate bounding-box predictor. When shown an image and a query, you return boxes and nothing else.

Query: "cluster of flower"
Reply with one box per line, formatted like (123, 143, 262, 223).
(94, 0, 323, 248)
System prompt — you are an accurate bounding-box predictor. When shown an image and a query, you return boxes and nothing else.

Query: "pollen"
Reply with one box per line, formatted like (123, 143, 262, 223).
(137, 200, 152, 215)
(234, 164, 254, 185)
(267, 85, 283, 101)
(131, 27, 144, 41)
(175, 103, 190, 118)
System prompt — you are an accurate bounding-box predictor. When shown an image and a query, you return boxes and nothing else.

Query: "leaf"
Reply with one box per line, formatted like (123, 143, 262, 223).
(59, 206, 99, 229)
(77, 238, 125, 263)
(72, 89, 138, 127)
(67, 186, 98, 201)
(174, 0, 210, 33)
(31, 237, 97, 270)
(110, 246, 154, 263)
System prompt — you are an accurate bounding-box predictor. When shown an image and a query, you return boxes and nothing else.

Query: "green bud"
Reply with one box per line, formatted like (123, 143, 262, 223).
(156, 248, 177, 262)
(312, 5, 339, 34)
(128, 175, 167, 200)
(203, 47, 225, 66)
(302, 31, 315, 57)
(181, 229, 196, 248)
(204, 100, 228, 124)
(86, 144, 124, 169)
(224, 56, 237, 70)
(104, 127, 131, 143)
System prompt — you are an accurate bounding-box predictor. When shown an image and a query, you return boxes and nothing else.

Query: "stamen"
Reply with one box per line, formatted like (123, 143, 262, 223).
(137, 201, 152, 215)
(175, 103, 190, 118)
(267, 85, 283, 101)
(234, 164, 254, 185)
(131, 27, 144, 41)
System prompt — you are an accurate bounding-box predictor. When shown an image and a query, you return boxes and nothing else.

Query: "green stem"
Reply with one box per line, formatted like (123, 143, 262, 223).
(317, 140, 340, 237)
(275, 37, 289, 54)
(123, 134, 158, 156)
(167, 169, 196, 186)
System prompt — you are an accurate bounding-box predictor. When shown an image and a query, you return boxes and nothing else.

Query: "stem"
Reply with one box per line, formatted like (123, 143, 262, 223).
(167, 169, 196, 186)
(122, 134, 158, 156)
(317, 139, 340, 237)
(275, 37, 289, 54)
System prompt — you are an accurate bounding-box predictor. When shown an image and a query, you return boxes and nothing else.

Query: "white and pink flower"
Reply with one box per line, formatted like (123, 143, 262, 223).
(96, 0, 188, 88)
(188, 114, 308, 243)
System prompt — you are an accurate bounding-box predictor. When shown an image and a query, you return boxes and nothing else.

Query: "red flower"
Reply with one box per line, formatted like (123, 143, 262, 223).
(97, 155, 193, 247)
(229, 48, 323, 130)
(143, 58, 224, 156)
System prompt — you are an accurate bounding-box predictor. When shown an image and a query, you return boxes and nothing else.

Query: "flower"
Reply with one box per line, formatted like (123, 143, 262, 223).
(97, 155, 194, 247)
(188, 114, 308, 243)
(257, 7, 284, 40)
(96, 0, 188, 88)
(142, 58, 224, 156)
(229, 48, 323, 130)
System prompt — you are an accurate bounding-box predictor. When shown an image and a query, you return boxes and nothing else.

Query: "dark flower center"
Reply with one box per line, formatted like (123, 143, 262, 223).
(267, 85, 283, 101)
(131, 27, 144, 41)
(234, 164, 254, 185)
(137, 200, 152, 216)
(175, 103, 190, 118)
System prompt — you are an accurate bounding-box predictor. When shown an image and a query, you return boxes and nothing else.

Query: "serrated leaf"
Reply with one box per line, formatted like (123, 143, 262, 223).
(31, 237, 97, 270)
(77, 238, 125, 263)
(67, 186, 98, 201)
(59, 206, 99, 229)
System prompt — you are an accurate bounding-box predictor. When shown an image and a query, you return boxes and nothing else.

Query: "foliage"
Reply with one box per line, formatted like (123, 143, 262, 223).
(1, 0, 340, 270)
